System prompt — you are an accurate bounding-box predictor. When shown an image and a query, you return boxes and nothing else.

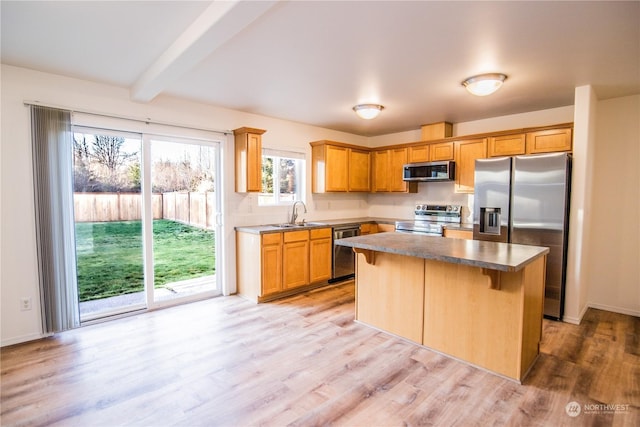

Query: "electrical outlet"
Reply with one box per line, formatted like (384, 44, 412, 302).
(20, 297, 32, 311)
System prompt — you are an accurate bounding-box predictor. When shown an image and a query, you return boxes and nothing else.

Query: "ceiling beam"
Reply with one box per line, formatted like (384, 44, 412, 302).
(130, 0, 279, 102)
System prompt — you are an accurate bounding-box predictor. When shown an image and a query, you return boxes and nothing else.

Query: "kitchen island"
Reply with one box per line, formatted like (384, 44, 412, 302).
(335, 232, 549, 382)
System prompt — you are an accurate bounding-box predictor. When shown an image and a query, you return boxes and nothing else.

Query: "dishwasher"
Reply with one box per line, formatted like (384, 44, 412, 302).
(330, 225, 360, 282)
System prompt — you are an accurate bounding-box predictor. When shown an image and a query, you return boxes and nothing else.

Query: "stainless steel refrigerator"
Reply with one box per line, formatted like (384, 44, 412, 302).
(473, 152, 571, 320)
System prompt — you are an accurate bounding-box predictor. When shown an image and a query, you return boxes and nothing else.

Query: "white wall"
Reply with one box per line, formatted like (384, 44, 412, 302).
(587, 94, 640, 316)
(0, 65, 370, 346)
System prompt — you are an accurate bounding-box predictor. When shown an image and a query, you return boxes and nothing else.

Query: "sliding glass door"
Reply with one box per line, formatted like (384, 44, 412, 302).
(73, 127, 221, 321)
(145, 136, 220, 304)
(73, 129, 146, 320)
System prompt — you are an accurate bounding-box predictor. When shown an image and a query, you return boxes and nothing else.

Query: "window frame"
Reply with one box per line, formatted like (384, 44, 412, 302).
(258, 148, 306, 207)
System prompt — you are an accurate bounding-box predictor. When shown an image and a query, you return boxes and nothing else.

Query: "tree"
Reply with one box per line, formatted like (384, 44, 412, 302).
(262, 156, 274, 193)
(72, 133, 140, 192)
(91, 135, 134, 173)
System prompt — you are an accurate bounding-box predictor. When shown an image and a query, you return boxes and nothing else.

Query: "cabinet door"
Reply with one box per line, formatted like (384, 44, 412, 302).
(234, 128, 265, 193)
(455, 138, 487, 193)
(408, 145, 430, 163)
(325, 145, 349, 191)
(309, 234, 332, 283)
(526, 128, 572, 154)
(372, 150, 389, 192)
(429, 142, 455, 161)
(283, 240, 309, 289)
(389, 148, 408, 192)
(360, 223, 377, 235)
(261, 242, 282, 296)
(443, 229, 473, 240)
(246, 133, 262, 192)
(349, 148, 371, 192)
(488, 134, 525, 157)
(377, 223, 396, 233)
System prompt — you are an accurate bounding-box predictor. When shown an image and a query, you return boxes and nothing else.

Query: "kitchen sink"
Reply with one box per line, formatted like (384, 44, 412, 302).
(274, 222, 327, 228)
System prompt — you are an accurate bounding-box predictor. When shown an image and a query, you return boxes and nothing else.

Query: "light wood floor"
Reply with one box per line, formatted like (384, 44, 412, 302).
(1, 282, 638, 426)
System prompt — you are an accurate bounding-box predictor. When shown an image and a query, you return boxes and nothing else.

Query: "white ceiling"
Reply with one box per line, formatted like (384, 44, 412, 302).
(2, 1, 639, 137)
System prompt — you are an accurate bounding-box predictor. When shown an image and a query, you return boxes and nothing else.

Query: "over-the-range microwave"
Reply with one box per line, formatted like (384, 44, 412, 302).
(403, 161, 455, 182)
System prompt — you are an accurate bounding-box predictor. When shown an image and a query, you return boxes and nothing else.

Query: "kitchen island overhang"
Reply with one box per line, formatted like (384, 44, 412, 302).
(336, 232, 549, 383)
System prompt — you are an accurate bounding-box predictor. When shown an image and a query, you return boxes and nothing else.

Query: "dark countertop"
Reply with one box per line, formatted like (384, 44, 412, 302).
(234, 217, 473, 234)
(335, 232, 548, 272)
(234, 217, 402, 234)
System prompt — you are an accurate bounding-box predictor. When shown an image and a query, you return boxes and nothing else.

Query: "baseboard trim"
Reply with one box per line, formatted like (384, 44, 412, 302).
(588, 302, 640, 318)
(1, 332, 47, 348)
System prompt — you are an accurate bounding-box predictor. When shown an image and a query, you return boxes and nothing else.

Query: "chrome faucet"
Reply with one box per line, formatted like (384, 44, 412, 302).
(290, 201, 307, 224)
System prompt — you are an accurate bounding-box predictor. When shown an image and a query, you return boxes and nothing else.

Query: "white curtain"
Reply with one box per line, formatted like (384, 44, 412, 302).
(31, 105, 80, 333)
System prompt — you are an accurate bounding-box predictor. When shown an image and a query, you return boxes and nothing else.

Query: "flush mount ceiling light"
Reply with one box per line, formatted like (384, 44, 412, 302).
(462, 73, 507, 96)
(353, 104, 384, 120)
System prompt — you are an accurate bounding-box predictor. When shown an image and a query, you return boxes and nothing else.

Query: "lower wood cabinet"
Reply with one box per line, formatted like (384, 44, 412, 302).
(309, 228, 332, 283)
(261, 233, 283, 295)
(376, 223, 396, 233)
(443, 229, 473, 240)
(359, 223, 378, 235)
(283, 230, 309, 289)
(236, 227, 333, 302)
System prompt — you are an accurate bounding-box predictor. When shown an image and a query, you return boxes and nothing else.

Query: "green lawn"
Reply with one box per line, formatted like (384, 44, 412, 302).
(75, 220, 215, 301)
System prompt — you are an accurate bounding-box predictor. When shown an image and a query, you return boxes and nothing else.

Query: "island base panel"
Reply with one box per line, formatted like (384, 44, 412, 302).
(355, 252, 424, 344)
(354, 250, 546, 382)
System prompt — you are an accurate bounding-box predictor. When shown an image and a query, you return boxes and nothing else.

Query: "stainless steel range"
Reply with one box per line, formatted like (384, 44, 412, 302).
(395, 204, 462, 236)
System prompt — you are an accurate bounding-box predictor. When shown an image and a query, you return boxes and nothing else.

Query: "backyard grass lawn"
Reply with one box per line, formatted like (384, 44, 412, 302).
(75, 220, 215, 301)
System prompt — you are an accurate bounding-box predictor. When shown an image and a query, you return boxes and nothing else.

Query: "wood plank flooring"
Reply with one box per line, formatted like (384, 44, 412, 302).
(1, 282, 638, 426)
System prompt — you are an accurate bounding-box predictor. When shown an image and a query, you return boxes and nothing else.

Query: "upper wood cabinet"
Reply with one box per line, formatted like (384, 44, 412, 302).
(455, 138, 487, 193)
(311, 141, 370, 193)
(349, 148, 371, 192)
(372, 148, 417, 193)
(390, 148, 411, 192)
(408, 145, 430, 163)
(372, 149, 390, 192)
(421, 121, 452, 141)
(310, 123, 571, 195)
(234, 127, 265, 193)
(429, 141, 455, 161)
(488, 134, 526, 157)
(526, 128, 572, 154)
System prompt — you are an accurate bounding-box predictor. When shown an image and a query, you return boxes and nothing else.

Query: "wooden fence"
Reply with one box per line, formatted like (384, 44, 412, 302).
(74, 192, 217, 229)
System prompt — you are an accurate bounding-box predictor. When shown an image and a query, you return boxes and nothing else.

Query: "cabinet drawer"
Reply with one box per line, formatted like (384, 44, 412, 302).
(284, 230, 309, 242)
(262, 233, 282, 245)
(310, 228, 332, 239)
